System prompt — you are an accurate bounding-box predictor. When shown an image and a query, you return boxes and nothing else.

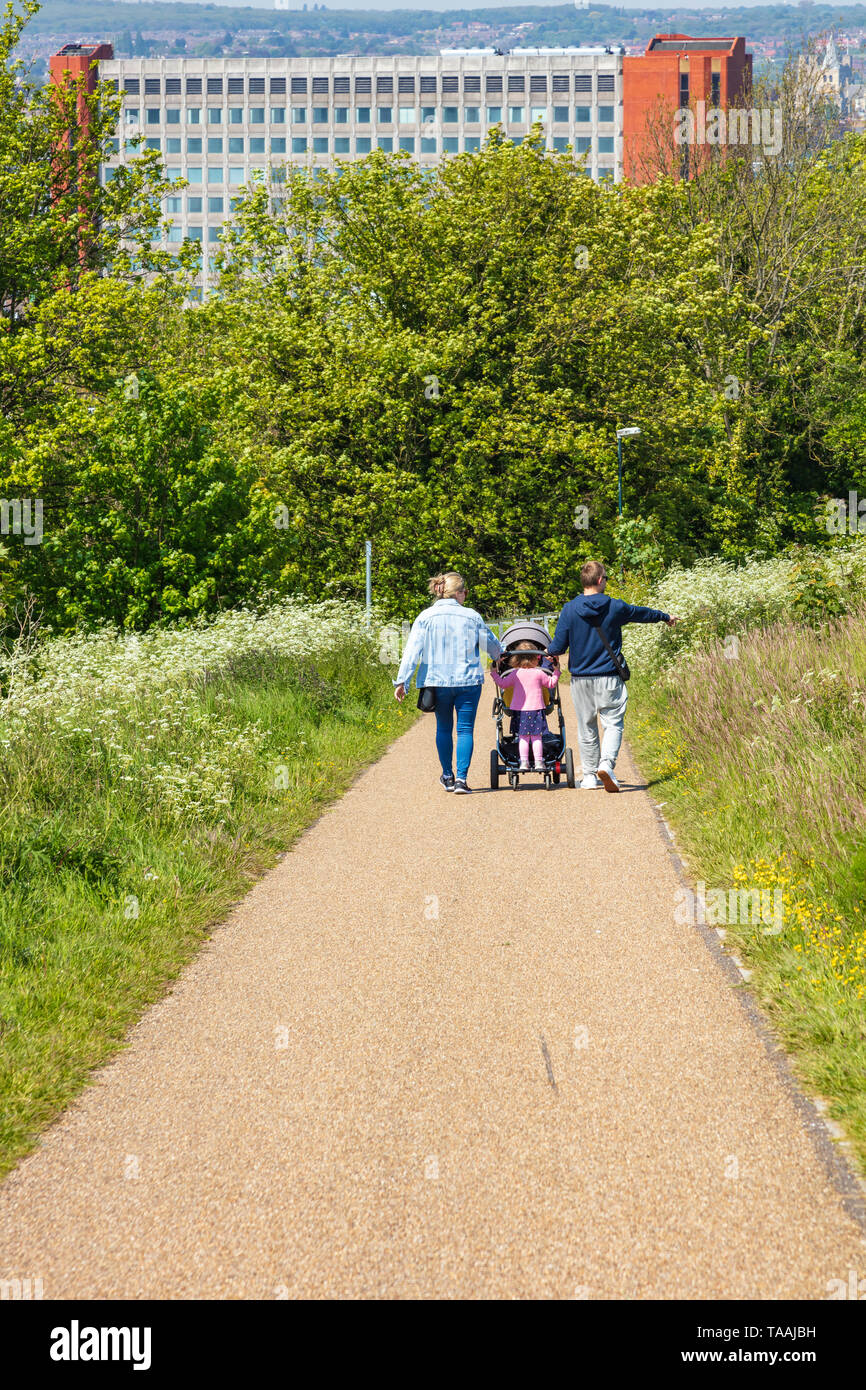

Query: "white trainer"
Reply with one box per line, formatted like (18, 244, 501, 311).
(580, 773, 602, 789)
(598, 765, 621, 793)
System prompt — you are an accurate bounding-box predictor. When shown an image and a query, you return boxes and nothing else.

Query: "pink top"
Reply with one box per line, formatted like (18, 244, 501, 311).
(490, 664, 559, 711)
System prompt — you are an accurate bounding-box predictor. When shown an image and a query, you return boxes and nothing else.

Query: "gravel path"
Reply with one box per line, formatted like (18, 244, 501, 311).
(1, 687, 864, 1298)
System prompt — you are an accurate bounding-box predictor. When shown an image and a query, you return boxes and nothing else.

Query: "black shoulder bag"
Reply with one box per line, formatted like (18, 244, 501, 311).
(589, 620, 631, 682)
(417, 687, 437, 712)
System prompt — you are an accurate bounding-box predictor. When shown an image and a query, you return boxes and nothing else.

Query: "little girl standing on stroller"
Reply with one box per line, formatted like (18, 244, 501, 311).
(490, 642, 560, 771)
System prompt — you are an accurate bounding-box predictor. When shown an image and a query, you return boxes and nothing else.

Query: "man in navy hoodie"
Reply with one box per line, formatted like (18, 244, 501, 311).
(547, 560, 677, 792)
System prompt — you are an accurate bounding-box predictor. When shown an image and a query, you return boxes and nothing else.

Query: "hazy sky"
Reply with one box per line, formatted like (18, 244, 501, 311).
(150, 1, 821, 12)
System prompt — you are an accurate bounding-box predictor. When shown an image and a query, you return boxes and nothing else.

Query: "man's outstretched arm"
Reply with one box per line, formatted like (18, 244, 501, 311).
(616, 600, 678, 627)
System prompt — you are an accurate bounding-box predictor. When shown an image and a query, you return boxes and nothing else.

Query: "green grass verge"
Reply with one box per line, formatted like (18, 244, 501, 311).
(627, 609, 866, 1172)
(0, 645, 414, 1179)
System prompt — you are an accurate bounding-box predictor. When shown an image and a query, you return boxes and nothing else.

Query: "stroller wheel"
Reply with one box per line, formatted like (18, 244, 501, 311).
(565, 748, 576, 789)
(509, 771, 519, 790)
(490, 748, 500, 790)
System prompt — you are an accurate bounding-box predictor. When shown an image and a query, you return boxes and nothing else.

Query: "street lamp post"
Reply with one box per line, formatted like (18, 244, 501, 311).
(615, 426, 641, 516)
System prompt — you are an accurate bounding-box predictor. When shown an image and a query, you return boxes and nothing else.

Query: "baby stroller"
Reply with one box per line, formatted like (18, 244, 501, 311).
(489, 620, 576, 790)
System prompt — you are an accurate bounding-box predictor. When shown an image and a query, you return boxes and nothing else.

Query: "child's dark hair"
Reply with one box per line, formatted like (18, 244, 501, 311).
(508, 640, 543, 670)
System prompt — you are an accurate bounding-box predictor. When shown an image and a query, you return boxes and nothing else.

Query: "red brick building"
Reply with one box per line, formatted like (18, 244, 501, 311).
(623, 35, 752, 183)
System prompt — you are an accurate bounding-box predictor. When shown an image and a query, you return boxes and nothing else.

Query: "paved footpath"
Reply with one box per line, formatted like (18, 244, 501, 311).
(2, 688, 865, 1298)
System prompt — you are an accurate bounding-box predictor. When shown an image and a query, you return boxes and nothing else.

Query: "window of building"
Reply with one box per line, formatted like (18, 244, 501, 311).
(165, 196, 182, 213)
(208, 137, 223, 154)
(229, 108, 243, 125)
(575, 106, 591, 123)
(599, 105, 614, 123)
(250, 108, 265, 124)
(335, 108, 349, 124)
(576, 136, 592, 153)
(553, 106, 569, 122)
(187, 226, 203, 242)
(421, 107, 435, 122)
(166, 109, 180, 125)
(166, 165, 181, 179)
(443, 136, 459, 152)
(229, 166, 245, 183)
(271, 137, 286, 154)
(334, 137, 350, 154)
(399, 108, 416, 124)
(421, 137, 436, 153)
(188, 196, 203, 213)
(250, 137, 265, 154)
(399, 136, 415, 153)
(313, 137, 329, 153)
(598, 136, 614, 153)
(208, 196, 224, 212)
(166, 138, 181, 154)
(187, 108, 201, 125)
(531, 107, 547, 123)
(146, 109, 160, 124)
(464, 107, 480, 122)
(271, 107, 285, 124)
(378, 136, 393, 151)
(145, 137, 161, 150)
(509, 107, 524, 123)
(228, 137, 244, 154)
(125, 109, 139, 124)
(208, 108, 221, 124)
(552, 136, 569, 152)
(291, 138, 307, 154)
(355, 137, 371, 153)
(377, 107, 392, 123)
(187, 138, 202, 154)
(292, 108, 307, 123)
(711, 71, 721, 105)
(442, 107, 458, 123)
(313, 107, 328, 124)
(207, 167, 223, 183)
(186, 166, 202, 182)
(486, 106, 501, 123)
(464, 136, 481, 151)
(168, 226, 183, 243)
(208, 226, 221, 244)
(356, 107, 370, 123)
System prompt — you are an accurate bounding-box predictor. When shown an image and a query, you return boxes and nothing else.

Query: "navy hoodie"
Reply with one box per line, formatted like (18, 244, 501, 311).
(548, 592, 670, 678)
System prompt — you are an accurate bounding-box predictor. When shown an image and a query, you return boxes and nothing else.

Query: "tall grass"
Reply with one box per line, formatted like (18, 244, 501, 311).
(0, 602, 412, 1177)
(629, 599, 866, 1166)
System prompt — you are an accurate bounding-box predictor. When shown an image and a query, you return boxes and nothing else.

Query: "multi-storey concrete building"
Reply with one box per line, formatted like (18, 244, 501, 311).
(50, 37, 750, 297)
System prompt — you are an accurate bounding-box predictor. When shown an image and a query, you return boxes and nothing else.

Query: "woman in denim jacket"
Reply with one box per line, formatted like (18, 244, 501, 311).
(395, 572, 501, 794)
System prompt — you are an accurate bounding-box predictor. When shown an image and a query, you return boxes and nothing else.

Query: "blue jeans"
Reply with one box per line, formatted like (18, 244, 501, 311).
(433, 684, 483, 781)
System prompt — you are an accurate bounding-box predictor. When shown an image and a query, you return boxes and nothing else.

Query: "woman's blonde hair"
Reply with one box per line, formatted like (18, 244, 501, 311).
(428, 571, 465, 600)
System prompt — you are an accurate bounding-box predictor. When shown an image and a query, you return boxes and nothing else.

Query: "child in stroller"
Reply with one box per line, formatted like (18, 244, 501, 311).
(488, 621, 576, 790)
(491, 642, 559, 770)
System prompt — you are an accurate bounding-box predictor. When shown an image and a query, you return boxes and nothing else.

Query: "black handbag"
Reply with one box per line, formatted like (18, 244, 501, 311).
(416, 686, 437, 712)
(589, 620, 631, 682)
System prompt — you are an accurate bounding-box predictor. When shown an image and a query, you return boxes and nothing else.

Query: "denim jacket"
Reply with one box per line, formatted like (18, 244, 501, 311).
(395, 599, 502, 689)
